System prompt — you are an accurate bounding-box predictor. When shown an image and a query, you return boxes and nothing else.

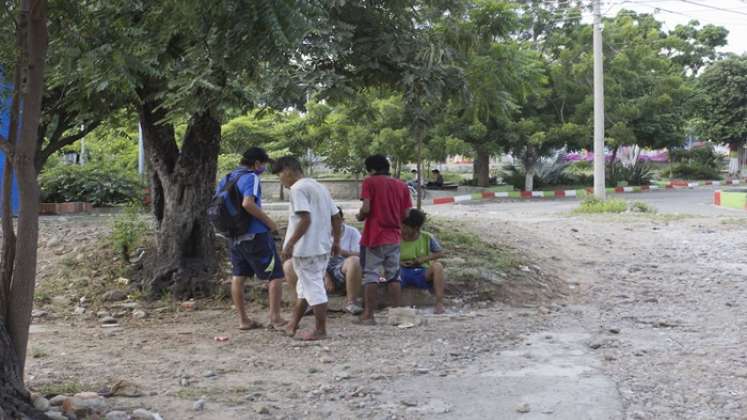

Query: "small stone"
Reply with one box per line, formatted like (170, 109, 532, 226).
(44, 411, 67, 420)
(734, 368, 747, 378)
(608, 328, 621, 334)
(49, 395, 68, 406)
(132, 310, 148, 319)
(31, 309, 48, 318)
(308, 367, 319, 374)
(101, 316, 118, 325)
(515, 402, 531, 413)
(102, 290, 128, 302)
(73, 306, 86, 315)
(97, 311, 111, 318)
(33, 397, 50, 411)
(255, 405, 270, 415)
(180, 377, 190, 386)
(106, 411, 130, 420)
(132, 408, 157, 420)
(181, 301, 197, 311)
(400, 400, 418, 407)
(589, 342, 603, 350)
(203, 370, 217, 378)
(193, 399, 205, 411)
(321, 357, 333, 364)
(415, 368, 429, 375)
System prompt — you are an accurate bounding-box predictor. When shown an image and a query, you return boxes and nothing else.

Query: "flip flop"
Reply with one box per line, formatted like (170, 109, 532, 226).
(295, 330, 327, 341)
(238, 320, 262, 331)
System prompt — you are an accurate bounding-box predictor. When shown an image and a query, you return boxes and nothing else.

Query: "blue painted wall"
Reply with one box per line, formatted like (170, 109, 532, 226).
(0, 86, 20, 216)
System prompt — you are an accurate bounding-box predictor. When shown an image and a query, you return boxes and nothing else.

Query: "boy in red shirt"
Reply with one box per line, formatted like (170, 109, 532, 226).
(355, 154, 412, 324)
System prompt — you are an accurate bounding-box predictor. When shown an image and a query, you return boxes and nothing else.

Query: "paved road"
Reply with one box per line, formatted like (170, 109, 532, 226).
(446, 187, 747, 218)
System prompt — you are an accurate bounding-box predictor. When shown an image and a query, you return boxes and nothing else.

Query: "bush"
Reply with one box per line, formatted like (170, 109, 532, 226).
(669, 162, 721, 180)
(668, 143, 722, 180)
(110, 202, 149, 261)
(606, 161, 653, 187)
(574, 197, 628, 214)
(40, 162, 142, 206)
(503, 158, 575, 190)
(573, 197, 657, 214)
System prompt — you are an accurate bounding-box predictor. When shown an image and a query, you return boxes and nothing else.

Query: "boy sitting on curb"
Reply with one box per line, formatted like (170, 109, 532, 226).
(400, 209, 446, 314)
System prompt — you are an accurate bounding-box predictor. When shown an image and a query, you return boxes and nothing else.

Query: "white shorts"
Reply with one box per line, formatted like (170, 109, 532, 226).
(293, 254, 330, 306)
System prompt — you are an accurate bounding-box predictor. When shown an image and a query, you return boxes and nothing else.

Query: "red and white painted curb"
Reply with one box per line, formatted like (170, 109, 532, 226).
(427, 179, 743, 206)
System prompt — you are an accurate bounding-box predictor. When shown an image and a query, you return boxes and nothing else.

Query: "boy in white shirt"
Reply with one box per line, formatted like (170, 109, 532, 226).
(284, 207, 363, 315)
(272, 156, 341, 341)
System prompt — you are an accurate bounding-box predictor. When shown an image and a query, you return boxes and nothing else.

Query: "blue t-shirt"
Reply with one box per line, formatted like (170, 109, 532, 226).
(216, 168, 269, 235)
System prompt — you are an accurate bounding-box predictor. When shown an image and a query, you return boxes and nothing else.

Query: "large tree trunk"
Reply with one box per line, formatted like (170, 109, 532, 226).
(0, 0, 48, 416)
(474, 145, 490, 187)
(0, 320, 47, 420)
(139, 99, 220, 299)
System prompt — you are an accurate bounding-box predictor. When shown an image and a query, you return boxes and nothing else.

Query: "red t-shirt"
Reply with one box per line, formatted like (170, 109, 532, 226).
(360, 175, 412, 247)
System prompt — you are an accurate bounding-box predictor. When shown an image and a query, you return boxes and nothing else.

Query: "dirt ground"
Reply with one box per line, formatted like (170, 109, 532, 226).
(24, 197, 747, 419)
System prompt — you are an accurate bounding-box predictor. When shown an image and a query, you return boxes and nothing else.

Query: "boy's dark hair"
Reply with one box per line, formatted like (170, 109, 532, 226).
(337, 206, 344, 219)
(431, 169, 440, 174)
(402, 208, 426, 229)
(241, 147, 270, 167)
(271, 155, 304, 175)
(364, 154, 390, 174)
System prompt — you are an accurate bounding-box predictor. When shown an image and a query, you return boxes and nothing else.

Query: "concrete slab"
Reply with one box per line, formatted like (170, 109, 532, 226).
(380, 325, 623, 419)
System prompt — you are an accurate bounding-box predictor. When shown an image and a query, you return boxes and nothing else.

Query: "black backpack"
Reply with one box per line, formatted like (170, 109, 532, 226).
(208, 169, 253, 239)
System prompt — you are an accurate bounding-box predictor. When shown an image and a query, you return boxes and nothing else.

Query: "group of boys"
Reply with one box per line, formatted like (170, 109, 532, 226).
(219, 147, 446, 341)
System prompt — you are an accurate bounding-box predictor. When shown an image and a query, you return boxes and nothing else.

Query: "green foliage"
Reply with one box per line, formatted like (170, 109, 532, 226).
(502, 158, 574, 190)
(217, 154, 242, 178)
(40, 163, 143, 206)
(574, 198, 628, 214)
(110, 202, 148, 262)
(574, 198, 656, 215)
(629, 201, 657, 214)
(606, 162, 654, 187)
(668, 143, 722, 180)
(696, 55, 747, 147)
(669, 163, 721, 180)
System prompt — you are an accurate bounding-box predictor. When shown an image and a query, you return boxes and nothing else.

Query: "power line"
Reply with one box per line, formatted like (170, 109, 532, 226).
(674, 0, 747, 16)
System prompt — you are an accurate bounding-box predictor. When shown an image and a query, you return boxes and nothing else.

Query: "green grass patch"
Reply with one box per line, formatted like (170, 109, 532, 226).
(35, 380, 87, 397)
(573, 198, 628, 214)
(573, 198, 657, 215)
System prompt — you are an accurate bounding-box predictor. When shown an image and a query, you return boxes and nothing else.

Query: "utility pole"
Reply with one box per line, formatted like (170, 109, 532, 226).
(593, 0, 606, 199)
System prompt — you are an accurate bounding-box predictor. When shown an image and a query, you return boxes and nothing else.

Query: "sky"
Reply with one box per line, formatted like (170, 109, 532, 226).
(600, 0, 747, 54)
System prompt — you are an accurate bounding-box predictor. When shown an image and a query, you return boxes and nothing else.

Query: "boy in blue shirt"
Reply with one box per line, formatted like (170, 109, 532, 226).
(217, 147, 286, 330)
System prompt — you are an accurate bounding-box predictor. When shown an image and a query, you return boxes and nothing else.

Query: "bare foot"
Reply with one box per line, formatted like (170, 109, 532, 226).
(296, 330, 327, 341)
(268, 318, 289, 330)
(239, 319, 261, 330)
(434, 304, 446, 315)
(352, 317, 376, 326)
(285, 324, 298, 338)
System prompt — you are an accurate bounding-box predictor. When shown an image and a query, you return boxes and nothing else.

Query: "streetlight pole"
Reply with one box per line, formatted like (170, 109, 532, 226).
(593, 0, 606, 199)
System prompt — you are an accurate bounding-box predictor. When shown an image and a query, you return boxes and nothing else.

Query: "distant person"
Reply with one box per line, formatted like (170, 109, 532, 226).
(285, 207, 363, 315)
(427, 169, 444, 188)
(218, 147, 285, 331)
(399, 209, 446, 314)
(355, 154, 412, 325)
(272, 156, 342, 341)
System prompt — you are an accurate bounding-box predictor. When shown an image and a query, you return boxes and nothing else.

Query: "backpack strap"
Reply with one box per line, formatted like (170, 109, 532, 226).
(221, 169, 253, 194)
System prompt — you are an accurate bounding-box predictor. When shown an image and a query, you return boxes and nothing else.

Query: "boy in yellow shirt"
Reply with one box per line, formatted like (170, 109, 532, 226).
(399, 209, 446, 314)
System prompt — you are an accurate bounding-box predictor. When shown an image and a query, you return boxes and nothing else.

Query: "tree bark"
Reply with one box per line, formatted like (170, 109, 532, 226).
(524, 168, 535, 192)
(7, 0, 47, 378)
(474, 145, 490, 187)
(0, 320, 48, 420)
(139, 98, 220, 298)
